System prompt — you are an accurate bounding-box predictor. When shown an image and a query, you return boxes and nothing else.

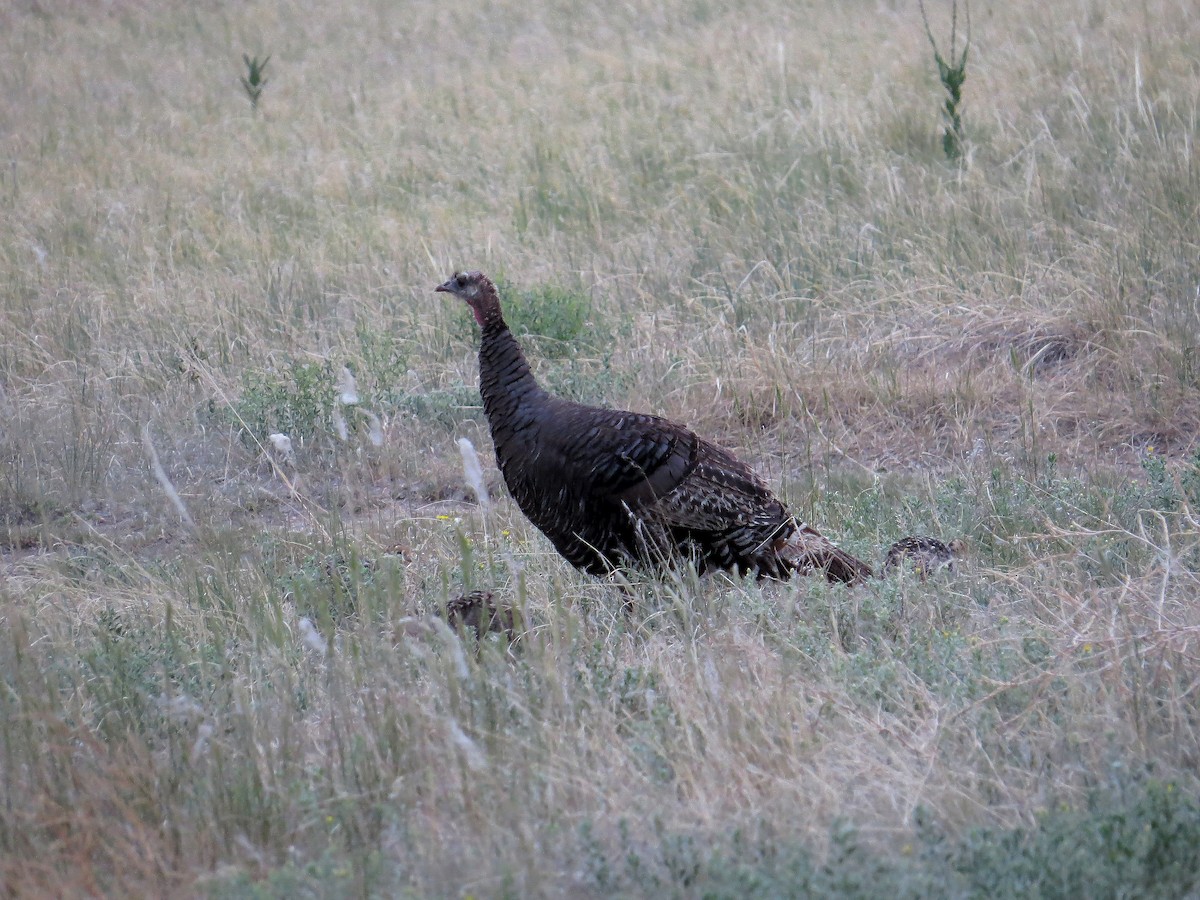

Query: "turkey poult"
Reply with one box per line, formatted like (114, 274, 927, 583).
(882, 537, 967, 579)
(436, 270, 873, 584)
(443, 590, 518, 642)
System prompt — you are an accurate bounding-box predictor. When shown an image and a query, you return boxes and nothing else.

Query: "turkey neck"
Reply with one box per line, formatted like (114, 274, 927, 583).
(477, 319, 545, 443)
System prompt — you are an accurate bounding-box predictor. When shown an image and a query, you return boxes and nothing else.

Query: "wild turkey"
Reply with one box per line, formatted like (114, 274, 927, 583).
(437, 271, 872, 584)
(882, 536, 966, 579)
(442, 589, 519, 642)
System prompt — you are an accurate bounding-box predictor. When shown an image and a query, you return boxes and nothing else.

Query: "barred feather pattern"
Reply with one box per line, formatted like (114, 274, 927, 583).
(443, 590, 517, 640)
(882, 536, 965, 579)
(444, 271, 873, 584)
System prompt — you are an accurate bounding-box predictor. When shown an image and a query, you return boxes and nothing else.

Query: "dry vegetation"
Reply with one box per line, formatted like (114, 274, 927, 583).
(2, 0, 1200, 895)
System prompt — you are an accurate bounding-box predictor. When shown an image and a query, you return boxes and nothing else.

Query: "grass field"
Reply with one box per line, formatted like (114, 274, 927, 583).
(2, 0, 1200, 895)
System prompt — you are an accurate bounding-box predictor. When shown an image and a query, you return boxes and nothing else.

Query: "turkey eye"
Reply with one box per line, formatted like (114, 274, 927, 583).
(456, 273, 468, 287)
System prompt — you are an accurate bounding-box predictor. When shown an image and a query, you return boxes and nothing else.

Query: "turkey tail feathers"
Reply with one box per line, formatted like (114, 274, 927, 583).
(782, 527, 874, 584)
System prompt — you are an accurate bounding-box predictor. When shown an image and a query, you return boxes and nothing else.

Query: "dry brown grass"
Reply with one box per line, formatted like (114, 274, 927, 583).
(2, 0, 1200, 894)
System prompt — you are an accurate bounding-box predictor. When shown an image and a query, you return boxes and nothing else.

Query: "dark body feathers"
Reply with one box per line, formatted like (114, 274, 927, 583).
(437, 271, 872, 584)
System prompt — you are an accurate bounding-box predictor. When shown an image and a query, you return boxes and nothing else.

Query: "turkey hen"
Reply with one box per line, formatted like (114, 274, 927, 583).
(436, 271, 872, 584)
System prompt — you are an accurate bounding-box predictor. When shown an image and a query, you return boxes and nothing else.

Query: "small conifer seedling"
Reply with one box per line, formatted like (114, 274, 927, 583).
(240, 53, 270, 113)
(918, 1, 970, 161)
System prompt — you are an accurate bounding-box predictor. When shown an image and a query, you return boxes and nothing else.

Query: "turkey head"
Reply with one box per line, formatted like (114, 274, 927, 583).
(436, 270, 502, 327)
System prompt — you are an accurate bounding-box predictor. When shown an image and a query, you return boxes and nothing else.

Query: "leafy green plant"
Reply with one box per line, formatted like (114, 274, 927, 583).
(439, 276, 600, 351)
(1140, 447, 1179, 511)
(231, 360, 335, 447)
(1181, 446, 1200, 507)
(240, 53, 270, 113)
(353, 321, 411, 402)
(494, 276, 600, 350)
(539, 351, 634, 405)
(569, 782, 1200, 898)
(394, 383, 483, 430)
(277, 550, 378, 624)
(81, 608, 227, 742)
(949, 780, 1200, 899)
(918, 0, 970, 160)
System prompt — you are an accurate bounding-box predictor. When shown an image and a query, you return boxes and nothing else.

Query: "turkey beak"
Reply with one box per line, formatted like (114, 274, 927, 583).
(435, 279, 455, 295)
